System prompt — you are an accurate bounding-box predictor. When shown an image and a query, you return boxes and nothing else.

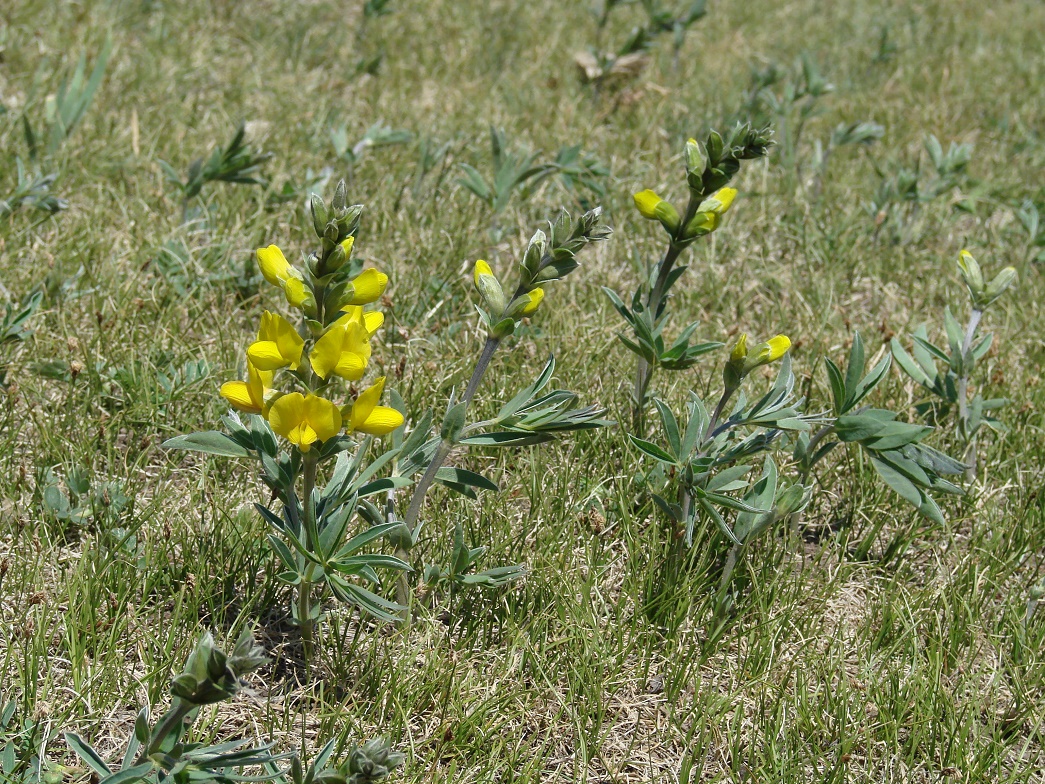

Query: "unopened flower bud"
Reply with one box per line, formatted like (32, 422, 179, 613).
(506, 287, 544, 319)
(473, 260, 507, 317)
(684, 137, 706, 178)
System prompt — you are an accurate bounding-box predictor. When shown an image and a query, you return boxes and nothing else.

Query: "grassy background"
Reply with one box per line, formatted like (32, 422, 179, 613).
(1, 0, 1044, 780)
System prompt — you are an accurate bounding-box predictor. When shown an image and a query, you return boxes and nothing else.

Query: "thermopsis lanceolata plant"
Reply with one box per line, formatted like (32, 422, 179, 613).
(163, 180, 611, 655)
(603, 123, 771, 433)
(891, 249, 1017, 481)
(65, 631, 403, 784)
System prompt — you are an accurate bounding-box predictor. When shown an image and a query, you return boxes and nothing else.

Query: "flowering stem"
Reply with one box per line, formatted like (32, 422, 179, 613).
(957, 308, 982, 483)
(395, 336, 502, 618)
(633, 192, 701, 433)
(298, 450, 319, 658)
(704, 386, 735, 442)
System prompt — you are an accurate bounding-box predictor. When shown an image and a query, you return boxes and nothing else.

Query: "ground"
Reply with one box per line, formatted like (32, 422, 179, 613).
(1, 0, 1044, 781)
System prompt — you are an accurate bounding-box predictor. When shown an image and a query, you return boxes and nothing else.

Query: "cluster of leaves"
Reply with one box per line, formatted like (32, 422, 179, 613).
(40, 464, 130, 533)
(0, 160, 67, 219)
(456, 126, 609, 217)
(633, 331, 966, 618)
(890, 250, 1017, 480)
(870, 134, 973, 232)
(330, 122, 412, 168)
(160, 123, 273, 201)
(21, 35, 113, 160)
(66, 632, 404, 784)
(577, 0, 708, 88)
(1, 696, 59, 783)
(737, 53, 883, 182)
(0, 290, 43, 388)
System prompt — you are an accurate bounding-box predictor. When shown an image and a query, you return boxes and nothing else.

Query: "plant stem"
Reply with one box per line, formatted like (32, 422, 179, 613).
(298, 451, 319, 659)
(957, 308, 982, 483)
(395, 336, 502, 618)
(135, 701, 193, 764)
(704, 386, 735, 442)
(632, 192, 701, 434)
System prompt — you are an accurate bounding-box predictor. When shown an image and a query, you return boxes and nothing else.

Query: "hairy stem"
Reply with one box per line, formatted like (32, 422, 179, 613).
(396, 336, 502, 619)
(298, 451, 319, 658)
(957, 308, 982, 483)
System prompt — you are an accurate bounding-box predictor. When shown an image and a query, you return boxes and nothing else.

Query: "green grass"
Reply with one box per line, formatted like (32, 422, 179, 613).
(2, 0, 1045, 781)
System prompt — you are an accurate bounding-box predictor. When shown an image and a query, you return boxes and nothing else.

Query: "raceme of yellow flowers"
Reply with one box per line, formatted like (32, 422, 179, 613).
(220, 239, 403, 452)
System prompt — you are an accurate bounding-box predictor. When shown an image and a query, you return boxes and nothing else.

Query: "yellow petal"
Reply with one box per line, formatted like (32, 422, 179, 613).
(473, 259, 493, 287)
(357, 406, 405, 436)
(283, 277, 313, 309)
(729, 333, 748, 364)
(709, 187, 737, 215)
(267, 392, 306, 441)
(247, 340, 291, 370)
(340, 236, 355, 256)
(309, 328, 341, 380)
(257, 245, 292, 287)
(351, 377, 386, 431)
(518, 287, 544, 316)
(362, 310, 384, 335)
(220, 381, 261, 414)
(303, 395, 343, 443)
(633, 190, 663, 220)
(343, 268, 388, 306)
(762, 335, 791, 362)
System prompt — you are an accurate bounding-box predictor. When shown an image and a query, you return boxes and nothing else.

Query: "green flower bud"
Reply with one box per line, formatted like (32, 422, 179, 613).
(983, 266, 1017, 306)
(309, 194, 328, 239)
(473, 260, 507, 317)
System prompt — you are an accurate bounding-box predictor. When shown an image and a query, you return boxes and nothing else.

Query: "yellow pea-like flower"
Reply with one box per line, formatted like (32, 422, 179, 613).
(310, 319, 372, 381)
(219, 359, 273, 415)
(247, 311, 305, 371)
(634, 189, 681, 233)
(507, 287, 544, 318)
(267, 392, 343, 452)
(257, 244, 314, 311)
(340, 268, 389, 307)
(348, 377, 404, 436)
(633, 190, 664, 220)
(338, 305, 384, 336)
(257, 245, 293, 288)
(726, 332, 791, 389)
(698, 187, 737, 216)
(756, 335, 791, 364)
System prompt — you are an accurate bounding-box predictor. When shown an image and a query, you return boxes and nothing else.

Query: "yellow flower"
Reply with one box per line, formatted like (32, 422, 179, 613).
(338, 305, 385, 336)
(340, 268, 388, 307)
(348, 377, 404, 436)
(219, 359, 272, 415)
(697, 187, 737, 216)
(257, 245, 293, 288)
(725, 332, 791, 389)
(507, 287, 544, 318)
(473, 259, 506, 316)
(633, 190, 664, 220)
(257, 244, 315, 312)
(247, 311, 305, 371)
(473, 259, 493, 286)
(756, 335, 791, 364)
(634, 189, 680, 233)
(310, 318, 372, 381)
(729, 332, 748, 364)
(267, 393, 343, 452)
